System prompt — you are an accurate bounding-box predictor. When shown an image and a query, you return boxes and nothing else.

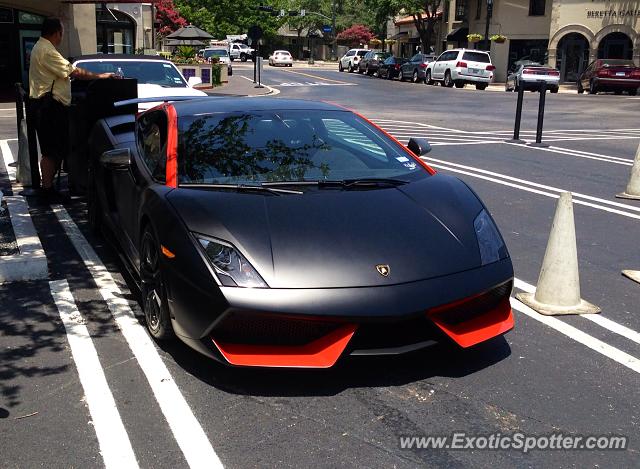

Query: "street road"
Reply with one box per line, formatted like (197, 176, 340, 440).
(1, 63, 639, 468)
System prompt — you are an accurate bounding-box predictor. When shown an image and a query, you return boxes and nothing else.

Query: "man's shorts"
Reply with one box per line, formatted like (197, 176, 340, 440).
(31, 95, 69, 164)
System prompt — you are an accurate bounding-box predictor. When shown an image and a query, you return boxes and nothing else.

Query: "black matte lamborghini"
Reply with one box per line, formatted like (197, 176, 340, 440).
(87, 97, 514, 368)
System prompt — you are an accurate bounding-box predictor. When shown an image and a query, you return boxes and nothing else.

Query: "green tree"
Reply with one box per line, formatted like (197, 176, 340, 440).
(391, 0, 442, 53)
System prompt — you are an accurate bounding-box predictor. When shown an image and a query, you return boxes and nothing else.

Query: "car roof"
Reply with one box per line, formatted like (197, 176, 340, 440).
(172, 98, 347, 117)
(72, 54, 166, 62)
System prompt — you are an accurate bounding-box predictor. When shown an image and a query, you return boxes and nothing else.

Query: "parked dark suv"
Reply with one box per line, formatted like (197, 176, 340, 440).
(358, 50, 391, 76)
(399, 53, 435, 83)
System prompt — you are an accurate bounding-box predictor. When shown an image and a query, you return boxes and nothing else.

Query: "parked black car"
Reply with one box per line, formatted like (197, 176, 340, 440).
(378, 56, 409, 80)
(400, 53, 435, 83)
(358, 50, 391, 76)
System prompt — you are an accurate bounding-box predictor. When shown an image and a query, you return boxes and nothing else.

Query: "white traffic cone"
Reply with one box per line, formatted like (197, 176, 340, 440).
(616, 141, 640, 200)
(516, 192, 600, 315)
(622, 270, 640, 284)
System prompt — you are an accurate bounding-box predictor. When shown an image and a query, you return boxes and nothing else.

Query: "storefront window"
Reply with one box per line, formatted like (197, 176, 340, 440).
(507, 39, 549, 72)
(96, 5, 135, 54)
(529, 0, 545, 16)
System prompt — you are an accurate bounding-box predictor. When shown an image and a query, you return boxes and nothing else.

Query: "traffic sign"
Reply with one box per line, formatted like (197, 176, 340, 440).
(322, 25, 332, 33)
(248, 25, 263, 41)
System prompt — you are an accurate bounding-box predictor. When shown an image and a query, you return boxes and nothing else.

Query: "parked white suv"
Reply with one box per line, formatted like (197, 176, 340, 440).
(426, 49, 495, 90)
(339, 49, 369, 73)
(229, 43, 254, 62)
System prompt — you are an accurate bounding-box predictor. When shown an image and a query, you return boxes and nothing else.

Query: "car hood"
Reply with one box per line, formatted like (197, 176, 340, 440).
(168, 174, 486, 288)
(137, 84, 207, 110)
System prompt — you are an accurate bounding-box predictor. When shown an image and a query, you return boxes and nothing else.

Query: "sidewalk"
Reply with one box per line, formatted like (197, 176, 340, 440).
(202, 74, 276, 97)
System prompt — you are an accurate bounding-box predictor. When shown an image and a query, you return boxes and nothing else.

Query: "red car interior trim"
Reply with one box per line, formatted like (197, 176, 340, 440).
(211, 324, 357, 368)
(165, 104, 178, 188)
(427, 295, 514, 348)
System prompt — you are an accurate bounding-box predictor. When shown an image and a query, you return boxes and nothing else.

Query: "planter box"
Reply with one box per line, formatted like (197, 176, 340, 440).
(174, 63, 229, 87)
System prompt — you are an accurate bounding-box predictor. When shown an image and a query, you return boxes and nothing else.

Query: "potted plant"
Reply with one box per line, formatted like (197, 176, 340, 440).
(490, 34, 507, 44)
(467, 33, 483, 43)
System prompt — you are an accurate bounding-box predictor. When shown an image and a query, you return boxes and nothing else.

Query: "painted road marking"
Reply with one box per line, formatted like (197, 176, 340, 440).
(275, 68, 349, 84)
(52, 206, 224, 469)
(273, 82, 356, 87)
(50, 279, 139, 469)
(1, 139, 16, 182)
(514, 278, 640, 347)
(238, 75, 279, 96)
(510, 297, 640, 374)
(425, 158, 640, 220)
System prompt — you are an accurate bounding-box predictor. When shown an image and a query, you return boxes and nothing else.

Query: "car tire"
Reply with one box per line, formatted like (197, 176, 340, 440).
(589, 80, 598, 94)
(348, 63, 354, 73)
(476, 83, 487, 90)
(240, 53, 247, 62)
(425, 70, 434, 85)
(412, 70, 419, 83)
(399, 71, 405, 81)
(577, 81, 584, 94)
(550, 87, 558, 94)
(339, 62, 343, 72)
(454, 81, 464, 88)
(630, 89, 638, 96)
(444, 71, 454, 87)
(140, 227, 174, 341)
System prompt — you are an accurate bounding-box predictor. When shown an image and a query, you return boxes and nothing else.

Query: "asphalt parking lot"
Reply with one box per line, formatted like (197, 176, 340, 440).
(1, 65, 639, 468)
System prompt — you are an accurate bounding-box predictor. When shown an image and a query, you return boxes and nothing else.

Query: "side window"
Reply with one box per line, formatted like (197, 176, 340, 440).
(137, 111, 168, 182)
(346, 50, 355, 57)
(436, 52, 446, 62)
(410, 54, 419, 62)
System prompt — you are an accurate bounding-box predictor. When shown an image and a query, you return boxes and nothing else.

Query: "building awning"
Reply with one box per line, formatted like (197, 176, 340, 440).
(447, 27, 468, 42)
(390, 32, 408, 40)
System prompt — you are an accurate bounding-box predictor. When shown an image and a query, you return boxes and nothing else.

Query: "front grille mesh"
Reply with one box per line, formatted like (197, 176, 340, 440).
(430, 281, 512, 326)
(212, 313, 341, 346)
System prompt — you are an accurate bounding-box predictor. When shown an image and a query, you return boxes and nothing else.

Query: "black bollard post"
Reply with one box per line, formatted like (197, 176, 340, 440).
(253, 50, 257, 83)
(529, 80, 549, 147)
(505, 83, 526, 143)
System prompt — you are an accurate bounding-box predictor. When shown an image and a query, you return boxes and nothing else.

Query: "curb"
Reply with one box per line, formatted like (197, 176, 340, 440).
(0, 196, 47, 284)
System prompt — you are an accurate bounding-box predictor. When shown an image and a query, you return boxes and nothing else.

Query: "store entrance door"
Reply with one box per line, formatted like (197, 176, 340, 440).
(557, 33, 589, 83)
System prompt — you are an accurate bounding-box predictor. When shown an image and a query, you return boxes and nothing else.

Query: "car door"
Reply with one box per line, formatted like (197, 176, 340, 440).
(402, 54, 418, 78)
(342, 50, 354, 67)
(117, 110, 169, 266)
(432, 52, 448, 79)
(581, 61, 595, 88)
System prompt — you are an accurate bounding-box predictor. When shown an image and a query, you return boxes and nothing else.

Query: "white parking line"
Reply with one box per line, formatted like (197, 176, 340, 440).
(503, 142, 633, 166)
(50, 279, 139, 469)
(1, 139, 16, 182)
(52, 206, 224, 469)
(510, 297, 640, 374)
(514, 278, 640, 347)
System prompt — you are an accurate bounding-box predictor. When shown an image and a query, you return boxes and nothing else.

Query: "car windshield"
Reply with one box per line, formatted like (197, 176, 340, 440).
(356, 51, 368, 57)
(204, 49, 228, 58)
(75, 60, 187, 87)
(462, 52, 491, 63)
(177, 110, 430, 185)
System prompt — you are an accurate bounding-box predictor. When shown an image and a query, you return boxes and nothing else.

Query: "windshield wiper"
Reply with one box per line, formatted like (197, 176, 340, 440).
(264, 178, 408, 189)
(180, 183, 303, 195)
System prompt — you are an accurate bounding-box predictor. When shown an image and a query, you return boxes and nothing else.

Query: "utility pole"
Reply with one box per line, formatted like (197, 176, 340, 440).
(484, 0, 493, 52)
(331, 0, 337, 60)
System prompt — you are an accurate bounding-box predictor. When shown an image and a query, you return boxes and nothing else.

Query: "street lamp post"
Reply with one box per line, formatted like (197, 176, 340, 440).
(484, 0, 493, 51)
(331, 0, 337, 61)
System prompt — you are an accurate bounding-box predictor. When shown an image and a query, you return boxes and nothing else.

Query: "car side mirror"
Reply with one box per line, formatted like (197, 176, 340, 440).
(100, 148, 131, 170)
(407, 138, 431, 156)
(188, 76, 202, 87)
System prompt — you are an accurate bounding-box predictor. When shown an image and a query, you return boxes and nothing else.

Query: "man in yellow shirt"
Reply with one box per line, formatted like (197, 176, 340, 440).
(29, 17, 116, 201)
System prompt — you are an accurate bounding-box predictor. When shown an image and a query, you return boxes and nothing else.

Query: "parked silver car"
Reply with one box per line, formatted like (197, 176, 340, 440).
(505, 61, 560, 93)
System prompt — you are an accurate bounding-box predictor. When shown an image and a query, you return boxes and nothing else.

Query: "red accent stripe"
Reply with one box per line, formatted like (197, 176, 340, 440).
(165, 104, 178, 188)
(353, 112, 437, 175)
(211, 324, 357, 368)
(427, 296, 514, 348)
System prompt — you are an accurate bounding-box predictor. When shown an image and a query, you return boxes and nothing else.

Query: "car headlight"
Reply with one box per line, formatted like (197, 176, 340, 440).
(474, 209, 508, 265)
(195, 235, 267, 288)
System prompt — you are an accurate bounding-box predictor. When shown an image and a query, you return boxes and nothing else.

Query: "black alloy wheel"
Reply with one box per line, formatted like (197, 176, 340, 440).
(140, 228, 173, 340)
